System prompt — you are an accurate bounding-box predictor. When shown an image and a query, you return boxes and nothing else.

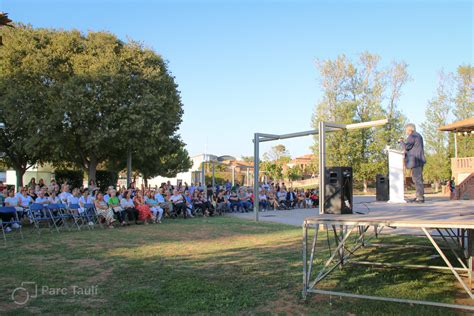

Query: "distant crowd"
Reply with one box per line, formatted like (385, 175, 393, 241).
(0, 177, 319, 232)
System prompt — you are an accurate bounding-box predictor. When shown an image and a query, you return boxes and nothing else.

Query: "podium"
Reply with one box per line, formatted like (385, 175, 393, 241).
(387, 149, 406, 203)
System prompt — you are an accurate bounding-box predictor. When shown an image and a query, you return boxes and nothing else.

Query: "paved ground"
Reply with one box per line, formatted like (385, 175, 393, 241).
(229, 195, 474, 235)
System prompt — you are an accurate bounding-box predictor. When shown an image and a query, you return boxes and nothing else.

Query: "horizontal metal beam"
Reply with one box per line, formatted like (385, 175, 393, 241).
(257, 133, 280, 139)
(256, 119, 388, 144)
(346, 119, 388, 130)
(257, 127, 341, 143)
(259, 130, 318, 142)
(324, 122, 346, 129)
(324, 119, 388, 131)
(348, 260, 469, 273)
(308, 289, 474, 311)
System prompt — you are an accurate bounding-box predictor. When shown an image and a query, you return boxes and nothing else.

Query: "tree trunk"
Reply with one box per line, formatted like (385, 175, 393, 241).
(434, 181, 440, 193)
(15, 168, 25, 190)
(363, 179, 368, 193)
(88, 156, 98, 183)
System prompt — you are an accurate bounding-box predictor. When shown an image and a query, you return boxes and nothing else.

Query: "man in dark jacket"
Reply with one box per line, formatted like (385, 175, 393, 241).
(286, 188, 297, 208)
(399, 123, 426, 203)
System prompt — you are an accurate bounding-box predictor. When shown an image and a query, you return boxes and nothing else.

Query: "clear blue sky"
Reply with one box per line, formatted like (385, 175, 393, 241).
(2, 0, 472, 159)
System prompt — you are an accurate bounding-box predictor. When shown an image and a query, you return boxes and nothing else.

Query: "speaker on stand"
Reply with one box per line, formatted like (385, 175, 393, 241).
(324, 166, 353, 214)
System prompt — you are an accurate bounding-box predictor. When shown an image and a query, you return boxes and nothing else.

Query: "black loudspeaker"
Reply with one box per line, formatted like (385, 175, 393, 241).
(376, 174, 389, 201)
(324, 167, 353, 214)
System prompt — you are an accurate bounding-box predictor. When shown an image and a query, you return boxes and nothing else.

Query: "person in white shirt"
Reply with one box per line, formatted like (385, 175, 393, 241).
(2, 190, 21, 232)
(170, 189, 189, 218)
(14, 189, 23, 200)
(35, 190, 50, 205)
(277, 189, 287, 210)
(19, 189, 33, 209)
(78, 188, 94, 225)
(67, 188, 81, 206)
(103, 186, 114, 203)
(4, 190, 23, 217)
(154, 188, 170, 215)
(58, 184, 72, 204)
(258, 192, 268, 211)
(145, 191, 163, 223)
(48, 191, 61, 205)
(120, 190, 139, 224)
(79, 189, 92, 213)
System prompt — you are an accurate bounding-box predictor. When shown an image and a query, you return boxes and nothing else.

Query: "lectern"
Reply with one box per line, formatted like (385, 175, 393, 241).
(387, 148, 406, 203)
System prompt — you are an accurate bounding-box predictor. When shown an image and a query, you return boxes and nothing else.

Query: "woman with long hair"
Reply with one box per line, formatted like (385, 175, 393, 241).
(94, 192, 116, 228)
(133, 190, 154, 224)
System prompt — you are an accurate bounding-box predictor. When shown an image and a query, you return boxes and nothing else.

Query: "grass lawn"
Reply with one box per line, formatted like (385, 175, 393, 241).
(0, 216, 469, 315)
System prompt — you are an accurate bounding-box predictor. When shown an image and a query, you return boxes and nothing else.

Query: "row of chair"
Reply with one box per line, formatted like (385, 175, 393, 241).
(0, 203, 103, 246)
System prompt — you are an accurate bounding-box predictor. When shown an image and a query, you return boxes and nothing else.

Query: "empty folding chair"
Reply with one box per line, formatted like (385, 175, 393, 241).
(28, 203, 59, 234)
(67, 203, 85, 230)
(0, 206, 23, 246)
(49, 203, 73, 231)
(84, 203, 102, 228)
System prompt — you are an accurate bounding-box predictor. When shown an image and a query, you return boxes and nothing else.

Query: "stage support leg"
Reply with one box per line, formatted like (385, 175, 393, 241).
(422, 228, 474, 299)
(468, 229, 473, 289)
(253, 133, 260, 222)
(318, 121, 325, 214)
(302, 222, 308, 299)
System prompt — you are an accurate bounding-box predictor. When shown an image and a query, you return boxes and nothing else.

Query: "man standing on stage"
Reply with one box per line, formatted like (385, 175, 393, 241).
(399, 123, 426, 203)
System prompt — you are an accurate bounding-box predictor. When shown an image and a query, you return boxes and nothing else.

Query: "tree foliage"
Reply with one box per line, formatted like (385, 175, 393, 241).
(263, 144, 291, 163)
(285, 165, 302, 182)
(0, 27, 54, 188)
(312, 52, 409, 191)
(260, 161, 283, 182)
(240, 156, 254, 163)
(421, 72, 452, 189)
(421, 65, 473, 188)
(0, 25, 190, 186)
(452, 65, 474, 157)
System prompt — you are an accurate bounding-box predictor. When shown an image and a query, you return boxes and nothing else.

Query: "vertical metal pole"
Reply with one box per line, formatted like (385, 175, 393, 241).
(254, 133, 260, 222)
(302, 222, 308, 299)
(212, 161, 215, 188)
(246, 168, 249, 186)
(469, 229, 473, 289)
(126, 148, 132, 188)
(319, 121, 326, 214)
(454, 132, 458, 158)
(201, 159, 205, 186)
(232, 166, 235, 186)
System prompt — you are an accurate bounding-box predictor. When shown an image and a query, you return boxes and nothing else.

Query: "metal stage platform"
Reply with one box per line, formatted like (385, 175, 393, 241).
(302, 200, 474, 311)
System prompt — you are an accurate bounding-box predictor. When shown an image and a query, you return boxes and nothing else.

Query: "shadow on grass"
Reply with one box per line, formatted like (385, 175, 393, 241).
(0, 216, 469, 315)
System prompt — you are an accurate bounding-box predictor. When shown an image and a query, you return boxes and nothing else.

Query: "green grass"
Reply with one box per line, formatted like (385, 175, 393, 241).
(0, 217, 468, 315)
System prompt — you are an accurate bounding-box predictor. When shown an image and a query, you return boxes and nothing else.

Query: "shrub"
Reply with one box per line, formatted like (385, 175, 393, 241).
(55, 169, 84, 189)
(96, 170, 118, 192)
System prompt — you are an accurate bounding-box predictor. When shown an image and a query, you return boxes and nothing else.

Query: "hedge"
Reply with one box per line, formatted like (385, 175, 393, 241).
(96, 170, 118, 192)
(54, 169, 84, 189)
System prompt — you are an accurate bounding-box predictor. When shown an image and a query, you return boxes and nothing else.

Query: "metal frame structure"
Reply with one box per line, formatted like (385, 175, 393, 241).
(252, 119, 388, 221)
(302, 216, 474, 311)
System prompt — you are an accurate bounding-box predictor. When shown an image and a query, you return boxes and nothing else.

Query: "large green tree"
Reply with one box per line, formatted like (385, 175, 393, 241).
(0, 27, 55, 188)
(263, 144, 291, 163)
(452, 65, 473, 157)
(131, 136, 192, 186)
(312, 53, 409, 191)
(421, 72, 452, 191)
(0, 26, 190, 184)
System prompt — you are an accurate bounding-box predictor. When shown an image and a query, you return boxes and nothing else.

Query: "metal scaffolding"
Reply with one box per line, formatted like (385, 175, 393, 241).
(252, 119, 388, 221)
